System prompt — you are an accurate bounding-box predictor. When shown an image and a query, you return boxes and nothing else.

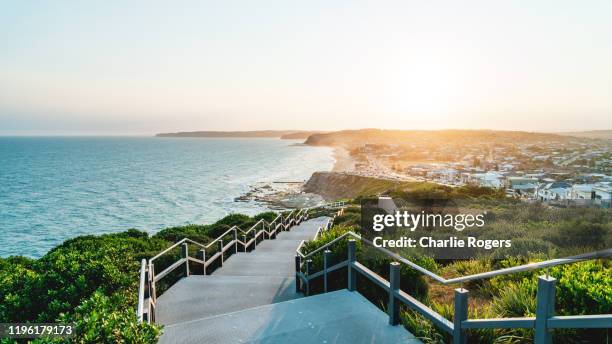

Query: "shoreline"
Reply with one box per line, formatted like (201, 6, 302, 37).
(235, 146, 352, 208)
(331, 147, 356, 172)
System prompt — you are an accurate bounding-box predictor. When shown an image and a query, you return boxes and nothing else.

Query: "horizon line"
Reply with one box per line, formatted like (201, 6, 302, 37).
(1, 128, 611, 137)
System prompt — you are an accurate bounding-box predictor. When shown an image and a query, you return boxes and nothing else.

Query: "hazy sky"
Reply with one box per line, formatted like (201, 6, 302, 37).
(1, 1, 611, 135)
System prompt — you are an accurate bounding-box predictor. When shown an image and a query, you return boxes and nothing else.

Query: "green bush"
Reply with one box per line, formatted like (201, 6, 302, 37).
(35, 291, 160, 344)
(491, 281, 537, 317)
(0, 210, 292, 343)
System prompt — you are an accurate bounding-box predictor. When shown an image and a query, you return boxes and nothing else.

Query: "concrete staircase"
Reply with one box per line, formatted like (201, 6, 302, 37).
(156, 217, 420, 344)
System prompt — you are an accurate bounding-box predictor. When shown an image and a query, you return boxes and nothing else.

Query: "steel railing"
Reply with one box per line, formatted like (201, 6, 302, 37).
(136, 205, 329, 323)
(295, 225, 612, 344)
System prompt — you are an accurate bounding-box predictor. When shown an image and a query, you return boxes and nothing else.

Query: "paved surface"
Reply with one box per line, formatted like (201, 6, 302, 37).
(157, 217, 330, 325)
(160, 290, 421, 344)
(156, 216, 420, 344)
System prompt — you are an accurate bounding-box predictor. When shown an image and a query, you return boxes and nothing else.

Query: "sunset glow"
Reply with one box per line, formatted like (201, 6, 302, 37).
(1, 1, 611, 134)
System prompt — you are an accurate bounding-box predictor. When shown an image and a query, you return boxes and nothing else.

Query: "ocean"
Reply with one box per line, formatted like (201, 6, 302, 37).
(0, 137, 334, 257)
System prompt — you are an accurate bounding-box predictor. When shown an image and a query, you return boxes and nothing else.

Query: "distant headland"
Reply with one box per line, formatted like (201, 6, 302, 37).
(155, 130, 326, 139)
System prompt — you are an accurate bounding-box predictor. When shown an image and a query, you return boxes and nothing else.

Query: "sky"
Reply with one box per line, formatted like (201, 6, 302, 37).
(1, 0, 611, 135)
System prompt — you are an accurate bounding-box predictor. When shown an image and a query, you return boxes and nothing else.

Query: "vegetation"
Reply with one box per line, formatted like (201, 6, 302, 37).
(0, 183, 608, 343)
(0, 212, 277, 344)
(300, 192, 611, 344)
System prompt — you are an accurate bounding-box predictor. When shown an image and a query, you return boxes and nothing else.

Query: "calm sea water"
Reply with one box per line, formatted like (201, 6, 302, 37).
(0, 137, 334, 257)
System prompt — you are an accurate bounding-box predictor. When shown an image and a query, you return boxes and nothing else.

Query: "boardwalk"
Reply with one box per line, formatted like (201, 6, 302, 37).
(156, 217, 419, 344)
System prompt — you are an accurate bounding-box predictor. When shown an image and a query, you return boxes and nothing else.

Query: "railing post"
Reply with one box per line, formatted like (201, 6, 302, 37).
(295, 255, 302, 292)
(218, 239, 224, 265)
(535, 276, 556, 344)
(305, 259, 312, 296)
(347, 239, 356, 291)
(324, 250, 331, 293)
(196, 249, 206, 275)
(388, 262, 400, 325)
(138, 259, 147, 323)
(181, 243, 190, 277)
(149, 262, 156, 303)
(453, 288, 469, 344)
(234, 228, 238, 254)
(149, 262, 156, 323)
(253, 229, 257, 250)
(243, 235, 247, 252)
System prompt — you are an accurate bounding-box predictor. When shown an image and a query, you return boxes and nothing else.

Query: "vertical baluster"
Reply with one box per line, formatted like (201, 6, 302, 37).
(234, 228, 238, 254)
(149, 262, 156, 302)
(453, 288, 469, 344)
(253, 229, 257, 250)
(196, 249, 206, 275)
(295, 255, 301, 292)
(218, 240, 224, 265)
(324, 250, 331, 292)
(305, 259, 312, 296)
(143, 263, 150, 323)
(149, 262, 156, 323)
(388, 262, 400, 325)
(181, 243, 190, 277)
(535, 276, 556, 344)
(347, 239, 356, 291)
(243, 234, 247, 252)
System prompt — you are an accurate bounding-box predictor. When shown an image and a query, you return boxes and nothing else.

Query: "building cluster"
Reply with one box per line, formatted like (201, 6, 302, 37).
(354, 137, 612, 207)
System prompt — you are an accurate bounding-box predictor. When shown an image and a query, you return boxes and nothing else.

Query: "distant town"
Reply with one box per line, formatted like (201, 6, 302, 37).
(306, 129, 612, 207)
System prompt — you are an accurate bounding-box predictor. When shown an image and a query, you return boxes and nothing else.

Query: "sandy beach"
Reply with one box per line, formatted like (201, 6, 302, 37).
(332, 147, 356, 172)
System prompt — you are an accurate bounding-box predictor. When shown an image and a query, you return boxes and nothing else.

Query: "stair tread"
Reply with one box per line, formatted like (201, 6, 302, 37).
(156, 275, 301, 325)
(159, 290, 420, 344)
(155, 216, 421, 344)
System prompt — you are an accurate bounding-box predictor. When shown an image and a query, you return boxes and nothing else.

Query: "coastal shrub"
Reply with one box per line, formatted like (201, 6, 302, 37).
(0, 263, 40, 322)
(301, 225, 432, 301)
(0, 210, 298, 344)
(547, 219, 610, 251)
(332, 212, 360, 228)
(491, 281, 537, 317)
(213, 213, 252, 228)
(253, 211, 277, 223)
(401, 308, 448, 344)
(547, 260, 611, 315)
(154, 224, 211, 244)
(0, 256, 35, 270)
(442, 259, 493, 294)
(34, 290, 160, 344)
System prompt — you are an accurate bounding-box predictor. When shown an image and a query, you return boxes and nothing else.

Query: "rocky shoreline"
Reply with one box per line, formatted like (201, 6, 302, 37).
(234, 181, 325, 209)
(234, 147, 357, 208)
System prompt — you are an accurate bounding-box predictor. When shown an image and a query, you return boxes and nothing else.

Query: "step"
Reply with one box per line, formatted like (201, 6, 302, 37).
(159, 290, 421, 344)
(223, 251, 296, 263)
(249, 239, 307, 252)
(273, 230, 324, 240)
(213, 258, 295, 276)
(156, 275, 301, 326)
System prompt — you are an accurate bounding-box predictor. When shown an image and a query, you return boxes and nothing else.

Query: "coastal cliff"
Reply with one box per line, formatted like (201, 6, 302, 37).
(303, 171, 410, 200)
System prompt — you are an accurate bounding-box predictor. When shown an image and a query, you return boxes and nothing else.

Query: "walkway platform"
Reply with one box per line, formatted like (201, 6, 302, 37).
(160, 290, 421, 344)
(156, 216, 420, 344)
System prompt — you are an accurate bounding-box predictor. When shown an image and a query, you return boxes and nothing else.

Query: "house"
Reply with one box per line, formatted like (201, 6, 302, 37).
(507, 177, 539, 199)
(461, 171, 502, 188)
(537, 181, 572, 201)
(570, 184, 595, 200)
(473, 172, 504, 188)
(593, 185, 611, 208)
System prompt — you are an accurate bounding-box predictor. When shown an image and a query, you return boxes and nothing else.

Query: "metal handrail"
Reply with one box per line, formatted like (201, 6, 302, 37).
(138, 207, 314, 323)
(297, 230, 612, 284)
(137, 201, 347, 323)
(297, 239, 612, 344)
